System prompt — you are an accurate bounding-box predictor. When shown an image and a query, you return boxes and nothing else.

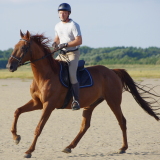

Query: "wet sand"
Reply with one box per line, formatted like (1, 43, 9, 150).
(0, 78, 160, 160)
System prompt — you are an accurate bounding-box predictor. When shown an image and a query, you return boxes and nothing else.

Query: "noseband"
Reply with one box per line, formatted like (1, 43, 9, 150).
(10, 39, 31, 66)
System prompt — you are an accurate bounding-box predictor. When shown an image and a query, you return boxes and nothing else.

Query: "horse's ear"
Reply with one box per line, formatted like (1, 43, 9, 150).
(26, 30, 31, 40)
(20, 30, 24, 38)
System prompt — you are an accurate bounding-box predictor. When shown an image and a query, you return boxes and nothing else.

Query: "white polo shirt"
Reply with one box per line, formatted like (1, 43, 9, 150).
(55, 19, 81, 50)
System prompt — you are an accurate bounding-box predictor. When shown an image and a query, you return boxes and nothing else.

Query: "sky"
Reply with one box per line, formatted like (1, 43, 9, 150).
(0, 0, 160, 50)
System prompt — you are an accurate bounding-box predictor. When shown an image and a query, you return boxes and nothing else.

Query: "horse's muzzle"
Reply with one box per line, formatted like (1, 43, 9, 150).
(6, 62, 18, 72)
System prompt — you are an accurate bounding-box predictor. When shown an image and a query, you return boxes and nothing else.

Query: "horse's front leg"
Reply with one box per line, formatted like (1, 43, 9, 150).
(62, 106, 95, 153)
(11, 99, 42, 144)
(24, 103, 54, 158)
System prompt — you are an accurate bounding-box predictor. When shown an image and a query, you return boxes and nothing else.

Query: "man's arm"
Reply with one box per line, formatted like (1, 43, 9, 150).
(51, 35, 60, 50)
(67, 36, 82, 47)
(56, 35, 82, 49)
(53, 35, 60, 44)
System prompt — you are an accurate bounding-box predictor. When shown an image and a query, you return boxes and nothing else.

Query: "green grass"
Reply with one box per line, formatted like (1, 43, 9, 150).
(107, 64, 160, 79)
(0, 65, 33, 79)
(1, 64, 160, 79)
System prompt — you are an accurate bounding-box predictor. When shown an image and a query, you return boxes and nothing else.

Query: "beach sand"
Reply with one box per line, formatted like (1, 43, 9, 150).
(0, 78, 160, 160)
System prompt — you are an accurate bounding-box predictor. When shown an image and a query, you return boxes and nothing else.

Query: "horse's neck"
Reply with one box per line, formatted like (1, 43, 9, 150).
(30, 45, 57, 86)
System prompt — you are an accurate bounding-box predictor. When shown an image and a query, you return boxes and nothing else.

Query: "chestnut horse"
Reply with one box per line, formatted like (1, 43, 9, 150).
(6, 31, 160, 158)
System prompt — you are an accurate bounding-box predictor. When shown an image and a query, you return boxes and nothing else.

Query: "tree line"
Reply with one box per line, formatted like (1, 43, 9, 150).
(1, 46, 160, 68)
(0, 48, 13, 68)
(79, 46, 160, 65)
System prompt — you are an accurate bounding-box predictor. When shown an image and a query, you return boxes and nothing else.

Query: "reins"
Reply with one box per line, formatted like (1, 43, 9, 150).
(10, 38, 74, 66)
(21, 50, 59, 66)
(58, 53, 70, 65)
(57, 48, 78, 65)
(10, 38, 61, 66)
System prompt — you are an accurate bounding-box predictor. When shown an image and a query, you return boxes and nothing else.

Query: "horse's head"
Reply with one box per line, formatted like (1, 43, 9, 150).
(6, 30, 32, 72)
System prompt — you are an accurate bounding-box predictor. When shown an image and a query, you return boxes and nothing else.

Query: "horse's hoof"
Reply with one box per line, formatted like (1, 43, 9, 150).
(14, 135, 21, 145)
(62, 148, 71, 153)
(24, 153, 32, 158)
(118, 150, 126, 154)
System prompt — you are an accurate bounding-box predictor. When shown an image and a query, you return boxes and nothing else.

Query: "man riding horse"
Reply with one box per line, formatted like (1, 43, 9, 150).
(52, 3, 82, 110)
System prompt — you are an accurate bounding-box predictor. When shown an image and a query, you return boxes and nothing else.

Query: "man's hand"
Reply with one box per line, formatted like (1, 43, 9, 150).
(58, 43, 68, 49)
(52, 42, 57, 49)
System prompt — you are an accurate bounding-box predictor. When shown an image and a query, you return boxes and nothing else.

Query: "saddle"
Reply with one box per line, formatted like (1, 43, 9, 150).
(59, 60, 93, 109)
(59, 60, 93, 88)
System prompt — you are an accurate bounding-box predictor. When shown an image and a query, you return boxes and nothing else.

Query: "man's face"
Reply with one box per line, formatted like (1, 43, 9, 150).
(59, 11, 70, 22)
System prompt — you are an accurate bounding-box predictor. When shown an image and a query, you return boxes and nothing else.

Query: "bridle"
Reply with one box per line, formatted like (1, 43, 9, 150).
(10, 38, 60, 66)
(10, 39, 32, 66)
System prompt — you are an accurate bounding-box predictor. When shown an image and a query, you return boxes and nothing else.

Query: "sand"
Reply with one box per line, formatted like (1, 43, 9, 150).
(0, 78, 160, 160)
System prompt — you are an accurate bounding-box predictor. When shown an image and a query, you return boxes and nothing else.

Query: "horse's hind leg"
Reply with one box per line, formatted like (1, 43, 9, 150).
(11, 99, 42, 144)
(62, 106, 96, 153)
(107, 100, 128, 153)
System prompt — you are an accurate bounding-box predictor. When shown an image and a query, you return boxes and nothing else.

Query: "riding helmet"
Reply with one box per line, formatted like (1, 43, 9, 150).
(58, 3, 71, 13)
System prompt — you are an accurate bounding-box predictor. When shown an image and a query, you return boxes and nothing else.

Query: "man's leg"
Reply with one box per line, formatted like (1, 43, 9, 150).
(67, 51, 80, 110)
(71, 82, 80, 110)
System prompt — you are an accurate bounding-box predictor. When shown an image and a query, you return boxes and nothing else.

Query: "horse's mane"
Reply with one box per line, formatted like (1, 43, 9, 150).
(30, 33, 58, 74)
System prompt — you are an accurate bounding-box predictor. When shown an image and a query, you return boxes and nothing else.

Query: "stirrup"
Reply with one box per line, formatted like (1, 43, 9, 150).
(71, 100, 80, 110)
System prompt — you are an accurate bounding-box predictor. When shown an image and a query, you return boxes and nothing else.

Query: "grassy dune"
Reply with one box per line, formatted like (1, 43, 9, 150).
(1, 64, 160, 79)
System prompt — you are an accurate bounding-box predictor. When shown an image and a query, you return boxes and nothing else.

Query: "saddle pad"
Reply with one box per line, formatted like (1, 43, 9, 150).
(59, 63, 93, 88)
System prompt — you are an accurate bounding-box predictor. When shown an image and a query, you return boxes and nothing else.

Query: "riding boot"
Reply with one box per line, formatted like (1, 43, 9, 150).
(71, 82, 80, 110)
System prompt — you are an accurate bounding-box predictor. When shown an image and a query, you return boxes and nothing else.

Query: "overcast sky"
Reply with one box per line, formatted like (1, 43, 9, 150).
(0, 0, 160, 50)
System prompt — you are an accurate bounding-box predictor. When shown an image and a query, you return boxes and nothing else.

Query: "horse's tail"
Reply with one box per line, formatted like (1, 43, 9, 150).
(113, 69, 160, 121)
